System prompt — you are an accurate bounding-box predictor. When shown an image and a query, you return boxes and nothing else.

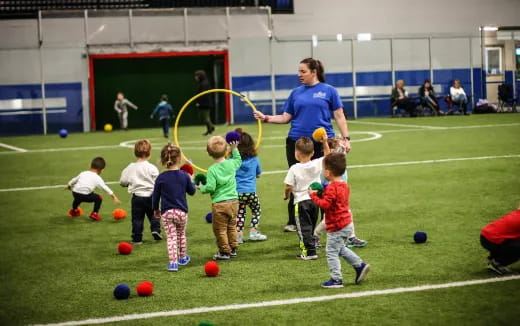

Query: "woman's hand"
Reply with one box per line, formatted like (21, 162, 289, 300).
(253, 111, 265, 121)
(341, 139, 351, 153)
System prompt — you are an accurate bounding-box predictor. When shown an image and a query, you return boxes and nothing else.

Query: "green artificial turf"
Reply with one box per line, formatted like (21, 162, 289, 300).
(0, 114, 519, 325)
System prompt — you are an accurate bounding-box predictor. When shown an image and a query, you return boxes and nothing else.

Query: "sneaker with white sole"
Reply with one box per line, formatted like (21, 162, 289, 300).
(178, 255, 190, 266)
(249, 231, 267, 241)
(346, 237, 367, 248)
(152, 231, 162, 241)
(321, 279, 344, 288)
(230, 248, 237, 258)
(237, 232, 244, 244)
(296, 254, 318, 260)
(167, 262, 178, 272)
(487, 259, 513, 275)
(213, 252, 230, 260)
(284, 225, 297, 232)
(354, 262, 370, 284)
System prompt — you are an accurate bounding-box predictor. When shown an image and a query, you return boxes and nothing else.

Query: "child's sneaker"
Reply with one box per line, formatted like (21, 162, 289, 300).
(167, 262, 178, 272)
(230, 248, 238, 258)
(249, 231, 267, 241)
(321, 279, 344, 288)
(213, 252, 230, 260)
(68, 209, 81, 217)
(284, 224, 297, 232)
(346, 237, 367, 248)
(354, 262, 370, 284)
(178, 255, 191, 266)
(314, 236, 322, 248)
(89, 212, 101, 221)
(487, 259, 513, 275)
(296, 254, 318, 260)
(152, 231, 163, 240)
(132, 241, 143, 245)
(237, 232, 244, 244)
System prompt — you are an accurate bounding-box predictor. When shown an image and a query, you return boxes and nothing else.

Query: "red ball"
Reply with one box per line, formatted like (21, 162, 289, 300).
(118, 242, 133, 255)
(180, 163, 194, 176)
(204, 261, 219, 277)
(136, 281, 154, 296)
(113, 208, 127, 220)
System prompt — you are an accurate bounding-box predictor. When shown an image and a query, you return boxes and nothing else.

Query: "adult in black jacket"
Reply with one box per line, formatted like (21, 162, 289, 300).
(418, 79, 444, 116)
(194, 70, 215, 136)
(391, 80, 418, 117)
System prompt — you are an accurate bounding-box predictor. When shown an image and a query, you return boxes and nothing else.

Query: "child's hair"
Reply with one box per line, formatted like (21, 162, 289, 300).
(160, 143, 181, 168)
(207, 136, 227, 159)
(161, 94, 168, 101)
(90, 157, 106, 170)
(235, 128, 257, 159)
(295, 136, 314, 156)
(327, 137, 346, 153)
(323, 152, 346, 177)
(134, 139, 152, 158)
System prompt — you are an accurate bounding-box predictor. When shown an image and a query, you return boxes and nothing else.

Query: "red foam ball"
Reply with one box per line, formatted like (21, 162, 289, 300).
(112, 208, 127, 220)
(118, 242, 133, 255)
(204, 261, 219, 277)
(180, 163, 194, 176)
(136, 281, 154, 296)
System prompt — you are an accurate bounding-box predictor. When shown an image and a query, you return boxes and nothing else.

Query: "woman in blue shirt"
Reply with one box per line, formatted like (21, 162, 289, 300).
(253, 58, 351, 232)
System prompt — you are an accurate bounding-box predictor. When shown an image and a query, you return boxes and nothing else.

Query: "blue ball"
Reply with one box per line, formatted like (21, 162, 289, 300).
(225, 131, 241, 144)
(113, 283, 131, 300)
(59, 129, 68, 138)
(205, 212, 212, 223)
(414, 231, 427, 244)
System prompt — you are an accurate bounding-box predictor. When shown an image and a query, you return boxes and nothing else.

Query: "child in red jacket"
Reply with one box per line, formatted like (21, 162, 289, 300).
(309, 152, 370, 288)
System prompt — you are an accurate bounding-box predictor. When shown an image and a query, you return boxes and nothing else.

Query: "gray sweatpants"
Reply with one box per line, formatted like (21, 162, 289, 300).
(326, 223, 362, 281)
(118, 110, 128, 129)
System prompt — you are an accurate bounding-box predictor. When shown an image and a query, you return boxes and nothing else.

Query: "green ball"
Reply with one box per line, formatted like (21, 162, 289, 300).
(310, 182, 324, 197)
(199, 322, 214, 326)
(194, 173, 207, 186)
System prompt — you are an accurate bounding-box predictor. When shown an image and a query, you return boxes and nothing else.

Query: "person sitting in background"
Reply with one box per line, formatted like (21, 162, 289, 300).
(391, 80, 418, 117)
(449, 79, 468, 115)
(418, 79, 444, 116)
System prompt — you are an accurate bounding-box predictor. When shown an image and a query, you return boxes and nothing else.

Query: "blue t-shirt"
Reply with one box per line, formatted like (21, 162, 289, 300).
(283, 82, 343, 141)
(235, 156, 262, 193)
(152, 170, 196, 214)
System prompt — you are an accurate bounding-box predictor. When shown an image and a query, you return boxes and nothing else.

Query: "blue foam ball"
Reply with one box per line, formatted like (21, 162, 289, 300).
(59, 129, 68, 138)
(225, 131, 241, 144)
(414, 231, 427, 244)
(113, 283, 131, 300)
(205, 212, 212, 223)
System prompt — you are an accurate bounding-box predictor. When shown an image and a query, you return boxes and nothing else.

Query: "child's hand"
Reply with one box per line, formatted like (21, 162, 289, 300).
(321, 133, 328, 142)
(308, 188, 318, 195)
(283, 193, 289, 200)
(154, 210, 161, 219)
(229, 141, 239, 150)
(113, 196, 121, 205)
(65, 185, 71, 191)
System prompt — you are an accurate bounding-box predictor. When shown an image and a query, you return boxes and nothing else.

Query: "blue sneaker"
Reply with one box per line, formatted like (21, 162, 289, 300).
(167, 262, 178, 272)
(321, 279, 343, 288)
(354, 262, 370, 284)
(178, 255, 191, 266)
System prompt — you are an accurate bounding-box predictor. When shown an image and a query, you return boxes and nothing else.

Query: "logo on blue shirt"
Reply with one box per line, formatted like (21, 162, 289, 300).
(313, 91, 326, 99)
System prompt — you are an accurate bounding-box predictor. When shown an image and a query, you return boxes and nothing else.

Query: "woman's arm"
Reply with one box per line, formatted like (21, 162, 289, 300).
(333, 108, 351, 152)
(253, 111, 292, 124)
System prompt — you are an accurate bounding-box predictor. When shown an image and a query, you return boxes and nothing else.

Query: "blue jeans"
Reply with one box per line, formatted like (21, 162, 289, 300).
(326, 223, 362, 280)
(160, 118, 170, 138)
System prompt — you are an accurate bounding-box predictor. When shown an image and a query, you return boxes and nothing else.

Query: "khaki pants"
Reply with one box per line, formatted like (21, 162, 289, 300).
(212, 200, 238, 254)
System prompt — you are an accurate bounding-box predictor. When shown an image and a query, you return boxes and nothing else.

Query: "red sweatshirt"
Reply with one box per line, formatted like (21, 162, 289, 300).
(481, 209, 520, 244)
(310, 181, 352, 232)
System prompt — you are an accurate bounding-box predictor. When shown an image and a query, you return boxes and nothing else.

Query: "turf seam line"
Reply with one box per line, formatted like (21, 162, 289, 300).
(2, 154, 519, 192)
(0, 142, 27, 152)
(31, 275, 520, 326)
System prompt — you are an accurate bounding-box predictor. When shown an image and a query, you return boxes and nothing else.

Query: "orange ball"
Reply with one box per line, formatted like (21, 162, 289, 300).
(118, 242, 133, 255)
(113, 208, 127, 220)
(312, 127, 326, 141)
(204, 261, 219, 277)
(136, 281, 154, 296)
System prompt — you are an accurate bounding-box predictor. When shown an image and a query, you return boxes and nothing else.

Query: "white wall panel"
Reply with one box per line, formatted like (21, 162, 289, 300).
(272, 41, 311, 75)
(393, 39, 429, 70)
(132, 16, 184, 43)
(42, 19, 85, 47)
(312, 41, 351, 73)
(188, 15, 227, 41)
(229, 37, 270, 76)
(0, 49, 40, 84)
(228, 15, 269, 39)
(354, 40, 391, 72)
(0, 20, 38, 49)
(431, 38, 471, 69)
(87, 17, 129, 45)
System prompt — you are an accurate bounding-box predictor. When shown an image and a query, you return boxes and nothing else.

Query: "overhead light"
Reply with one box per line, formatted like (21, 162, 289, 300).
(312, 35, 318, 47)
(357, 33, 371, 41)
(481, 26, 498, 31)
(336, 33, 343, 41)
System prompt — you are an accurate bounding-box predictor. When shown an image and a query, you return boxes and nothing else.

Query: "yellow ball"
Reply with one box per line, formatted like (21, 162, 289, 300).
(312, 127, 326, 141)
(104, 123, 113, 132)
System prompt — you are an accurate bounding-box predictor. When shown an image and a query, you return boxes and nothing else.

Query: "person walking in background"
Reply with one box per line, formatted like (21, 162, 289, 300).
(114, 92, 138, 131)
(150, 94, 174, 139)
(253, 58, 352, 233)
(418, 79, 444, 116)
(194, 70, 215, 136)
(449, 79, 469, 115)
(391, 80, 418, 117)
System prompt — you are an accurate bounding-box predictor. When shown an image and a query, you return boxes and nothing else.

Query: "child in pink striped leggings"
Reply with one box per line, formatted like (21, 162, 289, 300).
(152, 144, 196, 272)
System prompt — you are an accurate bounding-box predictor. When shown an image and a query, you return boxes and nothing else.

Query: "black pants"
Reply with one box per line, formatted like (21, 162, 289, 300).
(160, 118, 170, 138)
(131, 195, 161, 242)
(396, 98, 418, 117)
(295, 199, 319, 256)
(72, 192, 102, 212)
(198, 107, 214, 132)
(480, 235, 520, 266)
(285, 137, 323, 226)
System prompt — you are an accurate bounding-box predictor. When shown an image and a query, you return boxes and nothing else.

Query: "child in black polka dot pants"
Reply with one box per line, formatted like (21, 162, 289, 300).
(234, 128, 267, 243)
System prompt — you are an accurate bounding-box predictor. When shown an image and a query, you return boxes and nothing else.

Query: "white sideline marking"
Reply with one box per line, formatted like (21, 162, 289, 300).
(33, 275, 520, 326)
(1, 154, 519, 193)
(0, 142, 27, 152)
(349, 120, 444, 129)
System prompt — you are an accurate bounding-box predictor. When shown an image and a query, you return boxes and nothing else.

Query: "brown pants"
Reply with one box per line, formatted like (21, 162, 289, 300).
(212, 200, 239, 254)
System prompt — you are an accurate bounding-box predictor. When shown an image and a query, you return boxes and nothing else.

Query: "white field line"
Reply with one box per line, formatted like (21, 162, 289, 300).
(349, 120, 444, 129)
(0, 142, 27, 152)
(33, 275, 520, 326)
(2, 154, 519, 193)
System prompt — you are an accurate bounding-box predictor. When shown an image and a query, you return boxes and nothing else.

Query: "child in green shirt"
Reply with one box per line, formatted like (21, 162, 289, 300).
(199, 136, 242, 260)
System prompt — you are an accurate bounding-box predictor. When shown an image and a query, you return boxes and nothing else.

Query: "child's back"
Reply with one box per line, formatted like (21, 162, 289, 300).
(285, 158, 323, 203)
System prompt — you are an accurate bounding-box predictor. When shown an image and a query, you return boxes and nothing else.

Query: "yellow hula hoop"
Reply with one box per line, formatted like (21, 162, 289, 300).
(173, 88, 263, 173)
